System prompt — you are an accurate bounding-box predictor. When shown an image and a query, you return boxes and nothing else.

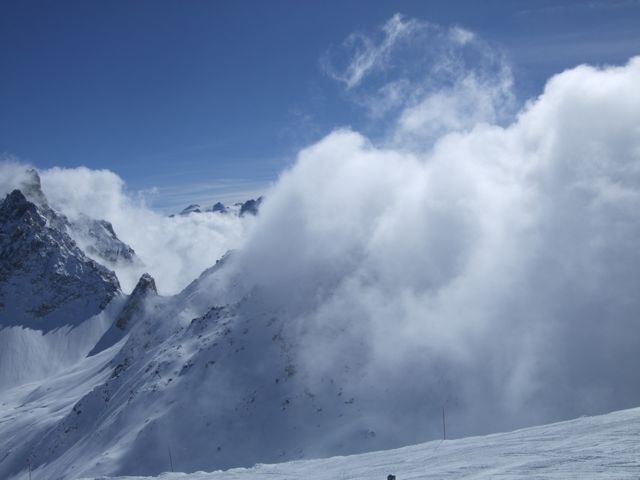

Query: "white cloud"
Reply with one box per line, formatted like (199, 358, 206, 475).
(322, 15, 514, 149)
(449, 25, 475, 45)
(321, 13, 421, 89)
(216, 54, 640, 435)
(0, 156, 35, 195)
(42, 167, 255, 294)
(2, 13, 640, 440)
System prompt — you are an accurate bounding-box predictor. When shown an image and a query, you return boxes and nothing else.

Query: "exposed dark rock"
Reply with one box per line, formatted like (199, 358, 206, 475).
(239, 196, 263, 216)
(0, 189, 121, 331)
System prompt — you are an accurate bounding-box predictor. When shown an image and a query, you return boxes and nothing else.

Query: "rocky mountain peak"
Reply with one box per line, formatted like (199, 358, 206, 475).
(174, 196, 264, 217)
(0, 188, 121, 331)
(71, 215, 139, 266)
(180, 204, 202, 215)
(18, 168, 48, 208)
(115, 273, 157, 330)
(212, 201, 227, 213)
(4, 168, 141, 269)
(1, 189, 41, 222)
(132, 272, 157, 298)
(239, 196, 263, 216)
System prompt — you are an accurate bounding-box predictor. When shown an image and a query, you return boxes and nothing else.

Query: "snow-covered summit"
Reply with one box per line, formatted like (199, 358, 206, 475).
(174, 197, 263, 217)
(238, 197, 262, 216)
(16, 168, 49, 210)
(6, 168, 142, 270)
(0, 188, 120, 331)
(179, 204, 203, 216)
(114, 273, 157, 331)
(70, 215, 139, 267)
(88, 273, 158, 357)
(212, 201, 227, 213)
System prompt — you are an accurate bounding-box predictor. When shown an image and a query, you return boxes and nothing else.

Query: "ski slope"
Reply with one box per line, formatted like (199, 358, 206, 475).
(91, 406, 640, 479)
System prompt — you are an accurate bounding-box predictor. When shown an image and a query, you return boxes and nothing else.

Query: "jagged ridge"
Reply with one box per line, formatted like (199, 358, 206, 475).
(0, 189, 121, 330)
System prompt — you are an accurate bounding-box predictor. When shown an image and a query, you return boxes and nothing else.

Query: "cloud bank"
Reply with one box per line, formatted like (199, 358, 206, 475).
(221, 39, 640, 437)
(2, 14, 640, 441)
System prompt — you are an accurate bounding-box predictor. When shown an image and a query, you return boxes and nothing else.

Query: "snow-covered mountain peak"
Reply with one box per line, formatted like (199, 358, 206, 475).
(173, 196, 264, 217)
(212, 201, 226, 213)
(12, 169, 69, 231)
(70, 214, 140, 268)
(115, 273, 157, 330)
(238, 197, 262, 216)
(0, 187, 121, 331)
(87, 273, 160, 358)
(179, 204, 202, 215)
(17, 168, 48, 208)
(1, 188, 40, 223)
(133, 272, 157, 295)
(2, 167, 142, 280)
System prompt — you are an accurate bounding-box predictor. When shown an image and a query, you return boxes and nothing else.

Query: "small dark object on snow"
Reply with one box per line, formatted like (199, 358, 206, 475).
(387, 476, 396, 480)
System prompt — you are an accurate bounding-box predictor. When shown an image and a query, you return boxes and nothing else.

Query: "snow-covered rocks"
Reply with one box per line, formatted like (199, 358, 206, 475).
(238, 197, 262, 216)
(69, 215, 139, 268)
(211, 202, 227, 213)
(115, 273, 157, 330)
(0, 189, 120, 330)
(179, 204, 203, 216)
(174, 197, 263, 217)
(88, 273, 159, 357)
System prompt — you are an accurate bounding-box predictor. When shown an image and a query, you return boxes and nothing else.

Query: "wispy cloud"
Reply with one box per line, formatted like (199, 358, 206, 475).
(321, 15, 513, 148)
(321, 13, 421, 89)
(517, 0, 640, 17)
(145, 177, 271, 212)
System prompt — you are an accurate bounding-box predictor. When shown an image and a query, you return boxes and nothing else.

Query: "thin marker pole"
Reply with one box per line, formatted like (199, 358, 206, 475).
(442, 405, 446, 440)
(167, 444, 174, 472)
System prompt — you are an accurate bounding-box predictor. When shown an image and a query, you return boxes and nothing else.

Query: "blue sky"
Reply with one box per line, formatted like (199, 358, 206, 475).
(1, 0, 639, 211)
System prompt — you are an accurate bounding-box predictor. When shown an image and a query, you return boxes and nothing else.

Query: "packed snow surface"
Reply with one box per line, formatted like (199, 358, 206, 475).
(89, 406, 640, 479)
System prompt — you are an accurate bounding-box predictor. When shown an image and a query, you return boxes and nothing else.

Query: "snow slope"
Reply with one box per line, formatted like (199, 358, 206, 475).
(2, 253, 445, 480)
(0, 171, 138, 477)
(89, 406, 640, 479)
(0, 303, 123, 390)
(0, 337, 124, 480)
(0, 170, 131, 389)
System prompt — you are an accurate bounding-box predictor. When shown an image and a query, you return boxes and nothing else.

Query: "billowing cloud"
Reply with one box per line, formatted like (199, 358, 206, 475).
(0, 157, 35, 194)
(2, 13, 640, 442)
(217, 50, 640, 437)
(44, 166, 258, 294)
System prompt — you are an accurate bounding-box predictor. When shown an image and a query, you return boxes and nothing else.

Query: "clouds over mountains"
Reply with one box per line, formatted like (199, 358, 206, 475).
(3, 15, 640, 439)
(0, 162, 252, 294)
(228, 52, 640, 432)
